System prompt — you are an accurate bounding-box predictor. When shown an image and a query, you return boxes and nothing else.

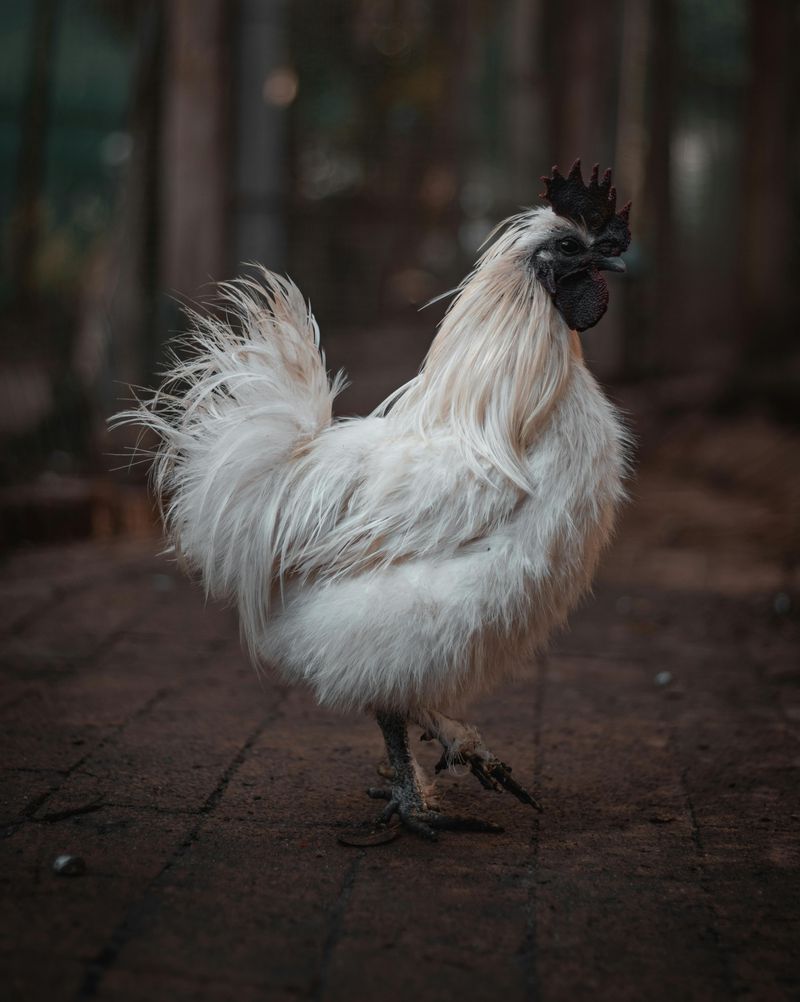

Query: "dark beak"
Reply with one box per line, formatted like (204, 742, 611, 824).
(596, 256, 626, 274)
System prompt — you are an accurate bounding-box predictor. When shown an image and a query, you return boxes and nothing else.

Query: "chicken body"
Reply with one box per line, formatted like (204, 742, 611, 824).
(261, 355, 623, 714)
(134, 201, 628, 836)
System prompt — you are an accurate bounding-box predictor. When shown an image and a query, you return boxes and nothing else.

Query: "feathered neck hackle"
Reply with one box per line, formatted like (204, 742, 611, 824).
(381, 213, 574, 492)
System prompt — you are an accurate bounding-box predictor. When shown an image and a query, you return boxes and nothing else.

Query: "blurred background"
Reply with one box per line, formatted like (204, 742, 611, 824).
(0, 0, 798, 590)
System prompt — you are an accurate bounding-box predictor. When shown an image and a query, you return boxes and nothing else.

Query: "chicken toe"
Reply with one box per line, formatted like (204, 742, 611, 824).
(417, 708, 543, 812)
(372, 710, 504, 840)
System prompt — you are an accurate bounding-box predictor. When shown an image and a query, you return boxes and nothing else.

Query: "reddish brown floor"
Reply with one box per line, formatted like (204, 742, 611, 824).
(1, 444, 799, 1001)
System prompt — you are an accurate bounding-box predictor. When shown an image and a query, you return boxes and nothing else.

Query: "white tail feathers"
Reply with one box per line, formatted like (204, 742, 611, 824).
(114, 269, 344, 654)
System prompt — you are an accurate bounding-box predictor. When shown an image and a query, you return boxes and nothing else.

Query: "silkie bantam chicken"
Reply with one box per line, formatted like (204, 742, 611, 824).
(122, 160, 631, 840)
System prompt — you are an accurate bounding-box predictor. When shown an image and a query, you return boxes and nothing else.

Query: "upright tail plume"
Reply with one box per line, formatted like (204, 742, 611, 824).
(114, 269, 344, 645)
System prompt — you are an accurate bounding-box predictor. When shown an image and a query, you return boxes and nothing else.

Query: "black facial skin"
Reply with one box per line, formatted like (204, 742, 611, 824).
(533, 233, 627, 332)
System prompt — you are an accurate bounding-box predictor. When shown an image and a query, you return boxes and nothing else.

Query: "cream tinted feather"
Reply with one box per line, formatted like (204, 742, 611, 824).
(116, 208, 628, 711)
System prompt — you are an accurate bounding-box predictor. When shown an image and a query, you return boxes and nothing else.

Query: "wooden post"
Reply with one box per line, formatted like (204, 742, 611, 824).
(9, 0, 58, 304)
(739, 0, 795, 352)
(160, 0, 230, 300)
(506, 0, 547, 207)
(231, 0, 291, 272)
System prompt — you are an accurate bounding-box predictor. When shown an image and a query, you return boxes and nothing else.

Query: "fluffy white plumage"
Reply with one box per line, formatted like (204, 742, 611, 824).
(122, 206, 627, 717)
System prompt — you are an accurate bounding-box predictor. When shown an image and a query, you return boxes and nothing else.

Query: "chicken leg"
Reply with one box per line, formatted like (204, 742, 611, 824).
(414, 708, 543, 812)
(367, 711, 503, 840)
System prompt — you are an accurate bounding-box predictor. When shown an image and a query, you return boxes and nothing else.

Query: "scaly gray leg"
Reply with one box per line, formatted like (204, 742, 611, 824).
(367, 710, 503, 840)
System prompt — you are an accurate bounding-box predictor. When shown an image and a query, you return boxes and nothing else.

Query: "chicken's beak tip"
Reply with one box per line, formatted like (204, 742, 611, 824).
(597, 256, 626, 274)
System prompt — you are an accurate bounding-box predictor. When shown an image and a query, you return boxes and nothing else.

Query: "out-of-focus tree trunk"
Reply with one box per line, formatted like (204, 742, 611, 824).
(9, 0, 58, 305)
(614, 0, 650, 216)
(739, 0, 795, 353)
(614, 0, 652, 378)
(506, 0, 547, 206)
(725, 0, 800, 419)
(232, 0, 290, 273)
(81, 2, 163, 467)
(101, 2, 162, 391)
(160, 0, 230, 302)
(636, 0, 675, 376)
(548, 0, 615, 166)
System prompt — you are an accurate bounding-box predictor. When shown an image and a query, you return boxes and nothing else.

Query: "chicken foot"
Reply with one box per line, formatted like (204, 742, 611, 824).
(367, 711, 503, 840)
(414, 708, 543, 812)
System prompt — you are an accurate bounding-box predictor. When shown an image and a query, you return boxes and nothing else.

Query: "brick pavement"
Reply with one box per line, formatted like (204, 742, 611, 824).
(1, 485, 798, 1001)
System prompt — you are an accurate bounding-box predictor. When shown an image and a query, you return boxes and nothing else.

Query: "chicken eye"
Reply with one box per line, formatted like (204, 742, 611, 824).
(558, 237, 582, 256)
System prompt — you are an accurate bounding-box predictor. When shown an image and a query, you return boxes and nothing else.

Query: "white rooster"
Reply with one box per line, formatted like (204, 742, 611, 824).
(124, 160, 631, 839)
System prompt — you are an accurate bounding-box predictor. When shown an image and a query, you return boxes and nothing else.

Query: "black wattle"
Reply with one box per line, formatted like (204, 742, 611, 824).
(553, 267, 609, 332)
